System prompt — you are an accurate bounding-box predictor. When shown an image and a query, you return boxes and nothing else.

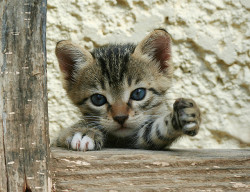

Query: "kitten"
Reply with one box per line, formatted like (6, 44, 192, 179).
(55, 29, 201, 151)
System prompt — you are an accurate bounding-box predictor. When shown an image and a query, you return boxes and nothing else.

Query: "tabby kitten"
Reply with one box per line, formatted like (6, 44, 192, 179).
(55, 29, 201, 151)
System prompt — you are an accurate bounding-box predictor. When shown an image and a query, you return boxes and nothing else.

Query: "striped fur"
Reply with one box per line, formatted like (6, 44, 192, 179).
(55, 29, 201, 151)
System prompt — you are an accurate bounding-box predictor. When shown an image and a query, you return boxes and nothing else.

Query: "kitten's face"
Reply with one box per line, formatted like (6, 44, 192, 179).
(56, 30, 173, 137)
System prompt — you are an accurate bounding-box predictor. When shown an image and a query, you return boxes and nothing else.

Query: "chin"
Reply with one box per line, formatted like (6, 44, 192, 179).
(111, 126, 136, 137)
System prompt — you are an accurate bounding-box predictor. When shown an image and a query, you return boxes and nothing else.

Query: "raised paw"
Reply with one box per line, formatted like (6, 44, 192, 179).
(66, 131, 103, 151)
(172, 98, 201, 136)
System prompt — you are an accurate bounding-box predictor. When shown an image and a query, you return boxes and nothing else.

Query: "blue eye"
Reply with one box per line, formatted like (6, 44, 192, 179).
(90, 94, 107, 106)
(130, 88, 146, 101)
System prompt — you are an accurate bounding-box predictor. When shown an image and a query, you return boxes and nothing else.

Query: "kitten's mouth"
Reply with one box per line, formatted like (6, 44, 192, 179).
(116, 126, 130, 131)
(117, 126, 127, 130)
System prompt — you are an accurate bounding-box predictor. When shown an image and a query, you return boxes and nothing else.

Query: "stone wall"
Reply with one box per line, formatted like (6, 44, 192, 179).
(47, 0, 250, 148)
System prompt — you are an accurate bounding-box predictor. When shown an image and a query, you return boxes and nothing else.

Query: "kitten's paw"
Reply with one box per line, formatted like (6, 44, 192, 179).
(70, 133, 95, 151)
(172, 98, 201, 136)
(68, 131, 103, 151)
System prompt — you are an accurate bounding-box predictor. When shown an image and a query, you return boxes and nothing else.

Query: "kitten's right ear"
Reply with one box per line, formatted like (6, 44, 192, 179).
(55, 40, 93, 81)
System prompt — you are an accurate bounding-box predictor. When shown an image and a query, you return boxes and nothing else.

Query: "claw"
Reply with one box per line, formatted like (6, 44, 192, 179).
(76, 141, 80, 151)
(84, 142, 89, 152)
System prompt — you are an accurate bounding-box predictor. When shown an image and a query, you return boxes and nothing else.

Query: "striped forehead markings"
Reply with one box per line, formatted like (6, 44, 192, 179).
(94, 45, 135, 85)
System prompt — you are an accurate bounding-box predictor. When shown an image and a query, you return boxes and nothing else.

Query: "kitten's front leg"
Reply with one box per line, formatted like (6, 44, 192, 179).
(55, 121, 104, 151)
(136, 98, 201, 149)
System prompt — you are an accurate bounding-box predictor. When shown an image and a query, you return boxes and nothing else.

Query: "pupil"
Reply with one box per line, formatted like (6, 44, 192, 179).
(97, 95, 102, 100)
(130, 88, 146, 101)
(91, 94, 106, 106)
(137, 90, 140, 96)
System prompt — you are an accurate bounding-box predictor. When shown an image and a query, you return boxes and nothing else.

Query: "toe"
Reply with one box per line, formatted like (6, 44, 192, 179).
(183, 122, 199, 136)
(71, 132, 82, 150)
(79, 136, 95, 151)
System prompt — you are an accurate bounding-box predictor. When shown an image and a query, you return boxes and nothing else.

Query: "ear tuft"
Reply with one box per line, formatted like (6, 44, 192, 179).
(55, 40, 93, 81)
(134, 29, 172, 74)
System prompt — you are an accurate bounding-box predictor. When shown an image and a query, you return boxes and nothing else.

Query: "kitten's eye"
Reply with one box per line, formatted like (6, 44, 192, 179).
(90, 94, 107, 106)
(130, 88, 146, 101)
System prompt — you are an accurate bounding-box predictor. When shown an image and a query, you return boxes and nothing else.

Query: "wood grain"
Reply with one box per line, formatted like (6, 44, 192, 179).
(51, 148, 250, 191)
(0, 1, 50, 191)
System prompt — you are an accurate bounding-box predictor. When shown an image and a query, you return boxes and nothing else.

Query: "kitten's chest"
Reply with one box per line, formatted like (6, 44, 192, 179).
(104, 133, 137, 149)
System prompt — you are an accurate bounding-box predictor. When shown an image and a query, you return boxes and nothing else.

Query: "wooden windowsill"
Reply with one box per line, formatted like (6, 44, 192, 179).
(51, 147, 250, 191)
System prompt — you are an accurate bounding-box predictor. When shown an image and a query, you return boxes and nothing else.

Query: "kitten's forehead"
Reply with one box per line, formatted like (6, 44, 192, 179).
(92, 44, 136, 85)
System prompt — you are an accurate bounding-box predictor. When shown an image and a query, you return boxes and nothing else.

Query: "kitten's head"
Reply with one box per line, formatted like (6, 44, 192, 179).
(56, 29, 173, 137)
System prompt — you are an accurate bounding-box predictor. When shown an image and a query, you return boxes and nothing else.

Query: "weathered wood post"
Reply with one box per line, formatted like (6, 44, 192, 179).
(0, 0, 50, 191)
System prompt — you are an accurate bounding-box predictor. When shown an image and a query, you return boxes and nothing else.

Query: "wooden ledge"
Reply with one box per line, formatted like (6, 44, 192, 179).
(51, 147, 250, 191)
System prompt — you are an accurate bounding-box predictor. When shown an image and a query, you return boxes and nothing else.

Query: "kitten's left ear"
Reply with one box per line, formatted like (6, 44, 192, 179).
(133, 29, 173, 75)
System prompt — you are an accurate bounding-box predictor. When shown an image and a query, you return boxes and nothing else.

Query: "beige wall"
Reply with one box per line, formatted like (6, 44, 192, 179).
(47, 0, 250, 148)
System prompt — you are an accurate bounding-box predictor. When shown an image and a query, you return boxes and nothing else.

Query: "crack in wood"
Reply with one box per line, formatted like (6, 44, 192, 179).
(1, 97, 9, 191)
(23, 172, 32, 192)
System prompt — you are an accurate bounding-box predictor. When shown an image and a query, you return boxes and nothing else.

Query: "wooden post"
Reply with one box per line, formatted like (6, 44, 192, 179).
(0, 0, 50, 191)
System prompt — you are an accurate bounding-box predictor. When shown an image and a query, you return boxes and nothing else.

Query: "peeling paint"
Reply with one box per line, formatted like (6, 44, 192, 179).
(10, 32, 20, 35)
(5, 52, 13, 55)
(7, 161, 14, 165)
(37, 172, 45, 175)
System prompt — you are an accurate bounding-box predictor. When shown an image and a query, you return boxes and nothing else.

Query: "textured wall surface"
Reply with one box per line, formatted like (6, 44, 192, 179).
(47, 0, 250, 148)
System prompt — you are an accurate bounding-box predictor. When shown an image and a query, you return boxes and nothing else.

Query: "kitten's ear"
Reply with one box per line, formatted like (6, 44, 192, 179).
(55, 40, 93, 81)
(133, 29, 173, 75)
